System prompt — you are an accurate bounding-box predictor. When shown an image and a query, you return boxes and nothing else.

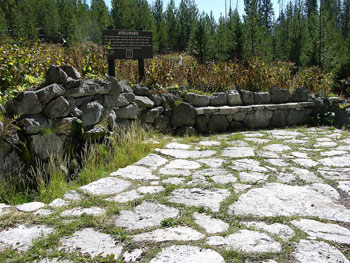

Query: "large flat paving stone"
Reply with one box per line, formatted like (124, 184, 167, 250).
(61, 207, 106, 217)
(230, 159, 268, 173)
(320, 156, 350, 167)
(294, 239, 349, 263)
(37, 258, 72, 263)
(168, 188, 231, 212)
(105, 190, 142, 203)
(157, 149, 216, 159)
(197, 158, 226, 168)
(207, 230, 281, 253)
(111, 165, 158, 180)
(59, 228, 123, 258)
(194, 212, 229, 234)
(263, 144, 291, 152)
(134, 154, 168, 169)
(15, 202, 46, 212)
(338, 181, 350, 195)
(0, 224, 54, 251)
(112, 202, 179, 230)
(164, 159, 201, 170)
(318, 168, 350, 180)
(229, 183, 350, 222)
(79, 177, 131, 196)
(242, 221, 295, 241)
(222, 147, 255, 158)
(150, 245, 225, 263)
(291, 219, 350, 244)
(165, 142, 192, 149)
(132, 226, 204, 242)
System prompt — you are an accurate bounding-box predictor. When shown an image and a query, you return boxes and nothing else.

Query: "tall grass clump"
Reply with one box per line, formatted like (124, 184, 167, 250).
(0, 123, 161, 205)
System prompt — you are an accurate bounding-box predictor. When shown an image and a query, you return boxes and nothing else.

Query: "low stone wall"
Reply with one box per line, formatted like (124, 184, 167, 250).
(0, 65, 328, 174)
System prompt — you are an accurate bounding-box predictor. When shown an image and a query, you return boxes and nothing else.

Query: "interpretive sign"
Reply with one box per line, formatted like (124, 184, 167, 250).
(102, 30, 153, 59)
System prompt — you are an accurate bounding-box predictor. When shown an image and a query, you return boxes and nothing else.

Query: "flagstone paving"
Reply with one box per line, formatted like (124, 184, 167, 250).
(1, 127, 350, 262)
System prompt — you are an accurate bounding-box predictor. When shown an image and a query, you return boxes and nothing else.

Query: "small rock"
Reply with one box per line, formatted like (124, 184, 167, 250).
(254, 92, 270, 104)
(133, 84, 150, 96)
(49, 198, 68, 208)
(43, 96, 70, 119)
(240, 90, 254, 105)
(291, 87, 308, 102)
(63, 190, 82, 201)
(60, 65, 81, 79)
(35, 83, 64, 104)
(227, 90, 242, 106)
(45, 65, 68, 85)
(80, 101, 104, 127)
(6, 91, 42, 115)
(210, 93, 227, 106)
(134, 96, 154, 108)
(184, 93, 210, 106)
(15, 202, 46, 212)
(115, 103, 139, 119)
(269, 86, 290, 103)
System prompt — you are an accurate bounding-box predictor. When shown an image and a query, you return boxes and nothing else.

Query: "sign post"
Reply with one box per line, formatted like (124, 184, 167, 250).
(102, 29, 153, 82)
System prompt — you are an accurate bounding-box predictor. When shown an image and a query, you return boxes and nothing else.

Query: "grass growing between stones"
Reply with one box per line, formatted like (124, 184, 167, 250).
(0, 123, 165, 205)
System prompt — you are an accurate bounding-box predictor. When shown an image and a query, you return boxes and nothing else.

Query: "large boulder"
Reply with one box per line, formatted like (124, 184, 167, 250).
(184, 93, 210, 107)
(134, 96, 154, 108)
(60, 65, 81, 80)
(18, 115, 52, 134)
(54, 117, 78, 135)
(243, 109, 273, 128)
(43, 96, 70, 119)
(239, 90, 254, 105)
(83, 126, 108, 141)
(208, 115, 229, 132)
(149, 94, 162, 106)
(115, 103, 139, 119)
(142, 107, 164, 123)
(65, 80, 111, 97)
(270, 110, 286, 127)
(210, 93, 228, 106)
(35, 84, 64, 104)
(254, 92, 270, 104)
(269, 87, 290, 104)
(287, 108, 304, 125)
(171, 102, 196, 128)
(133, 84, 150, 96)
(291, 87, 308, 102)
(154, 115, 170, 131)
(31, 133, 66, 159)
(80, 101, 104, 127)
(227, 91, 242, 106)
(45, 65, 68, 85)
(195, 115, 208, 133)
(6, 91, 42, 115)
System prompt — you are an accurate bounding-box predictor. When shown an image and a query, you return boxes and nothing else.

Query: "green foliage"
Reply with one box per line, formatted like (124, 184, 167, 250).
(161, 217, 178, 227)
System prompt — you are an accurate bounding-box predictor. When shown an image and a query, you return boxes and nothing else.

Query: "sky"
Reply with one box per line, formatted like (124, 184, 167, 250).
(100, 0, 281, 20)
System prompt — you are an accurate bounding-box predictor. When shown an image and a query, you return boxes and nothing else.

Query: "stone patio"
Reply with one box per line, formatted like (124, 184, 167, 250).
(0, 127, 350, 263)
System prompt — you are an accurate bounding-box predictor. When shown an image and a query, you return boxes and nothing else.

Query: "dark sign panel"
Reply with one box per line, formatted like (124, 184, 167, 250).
(102, 30, 153, 59)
